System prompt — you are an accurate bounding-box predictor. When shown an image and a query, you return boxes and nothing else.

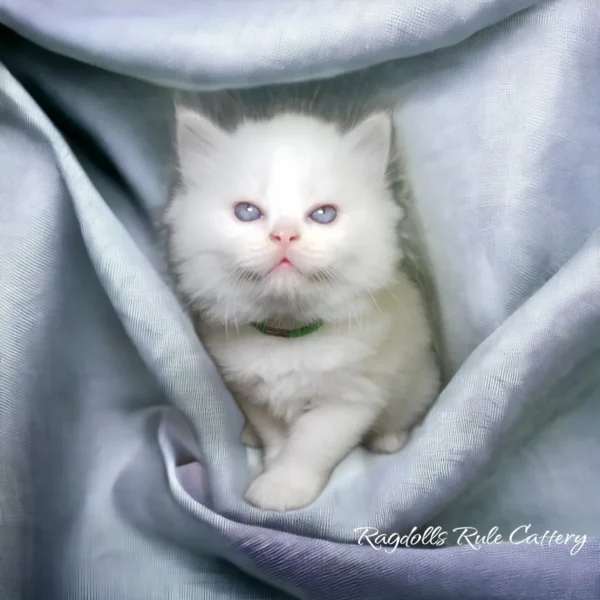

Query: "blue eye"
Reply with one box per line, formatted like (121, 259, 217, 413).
(234, 202, 263, 222)
(309, 205, 337, 224)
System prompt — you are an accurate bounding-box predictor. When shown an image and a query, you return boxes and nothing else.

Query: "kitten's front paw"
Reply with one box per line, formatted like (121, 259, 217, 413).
(245, 466, 326, 511)
(364, 431, 408, 454)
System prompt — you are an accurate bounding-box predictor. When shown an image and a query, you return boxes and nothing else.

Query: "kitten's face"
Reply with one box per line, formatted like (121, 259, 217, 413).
(166, 110, 403, 323)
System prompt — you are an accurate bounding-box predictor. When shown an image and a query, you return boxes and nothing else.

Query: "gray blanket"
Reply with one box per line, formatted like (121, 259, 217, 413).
(1, 1, 599, 598)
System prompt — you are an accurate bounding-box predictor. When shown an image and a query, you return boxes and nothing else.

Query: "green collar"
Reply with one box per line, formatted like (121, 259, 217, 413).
(250, 319, 324, 339)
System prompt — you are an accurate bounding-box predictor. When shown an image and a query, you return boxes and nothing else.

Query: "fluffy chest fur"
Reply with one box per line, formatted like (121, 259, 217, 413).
(200, 315, 387, 419)
(198, 278, 433, 424)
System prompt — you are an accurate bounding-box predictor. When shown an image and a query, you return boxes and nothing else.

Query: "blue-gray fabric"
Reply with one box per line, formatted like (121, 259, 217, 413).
(1, 1, 600, 598)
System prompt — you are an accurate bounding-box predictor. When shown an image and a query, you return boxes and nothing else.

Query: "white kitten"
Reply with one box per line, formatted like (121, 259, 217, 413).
(165, 107, 440, 511)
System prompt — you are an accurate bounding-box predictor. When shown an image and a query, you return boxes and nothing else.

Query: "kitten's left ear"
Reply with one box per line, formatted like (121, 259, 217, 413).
(345, 112, 392, 179)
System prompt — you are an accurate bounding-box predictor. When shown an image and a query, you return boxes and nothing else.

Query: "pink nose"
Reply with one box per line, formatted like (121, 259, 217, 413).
(269, 228, 300, 245)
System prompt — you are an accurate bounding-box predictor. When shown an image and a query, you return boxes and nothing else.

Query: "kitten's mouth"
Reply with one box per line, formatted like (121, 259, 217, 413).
(268, 257, 301, 275)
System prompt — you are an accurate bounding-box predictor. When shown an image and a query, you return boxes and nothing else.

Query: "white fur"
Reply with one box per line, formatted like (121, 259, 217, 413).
(165, 108, 440, 511)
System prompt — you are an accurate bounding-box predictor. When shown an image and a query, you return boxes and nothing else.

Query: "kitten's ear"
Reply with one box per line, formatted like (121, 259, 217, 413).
(345, 112, 392, 179)
(175, 107, 228, 173)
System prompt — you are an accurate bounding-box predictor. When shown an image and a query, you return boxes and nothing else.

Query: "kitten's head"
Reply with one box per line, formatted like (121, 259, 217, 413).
(165, 108, 403, 324)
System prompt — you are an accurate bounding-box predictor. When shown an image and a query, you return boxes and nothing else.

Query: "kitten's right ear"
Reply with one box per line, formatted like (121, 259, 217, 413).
(344, 112, 392, 181)
(175, 107, 228, 172)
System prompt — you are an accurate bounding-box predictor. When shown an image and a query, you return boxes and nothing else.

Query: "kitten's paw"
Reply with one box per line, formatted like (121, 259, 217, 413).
(364, 431, 408, 454)
(245, 466, 325, 511)
(240, 421, 262, 448)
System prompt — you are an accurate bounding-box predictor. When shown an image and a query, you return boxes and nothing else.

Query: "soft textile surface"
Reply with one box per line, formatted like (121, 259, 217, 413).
(1, 1, 600, 598)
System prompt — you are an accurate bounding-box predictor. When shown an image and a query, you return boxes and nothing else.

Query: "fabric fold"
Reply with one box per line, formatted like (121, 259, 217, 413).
(1, 0, 538, 89)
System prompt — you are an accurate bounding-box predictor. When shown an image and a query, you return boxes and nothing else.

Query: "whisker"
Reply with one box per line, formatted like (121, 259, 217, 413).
(389, 291, 409, 315)
(186, 291, 203, 308)
(233, 301, 239, 335)
(367, 290, 383, 316)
